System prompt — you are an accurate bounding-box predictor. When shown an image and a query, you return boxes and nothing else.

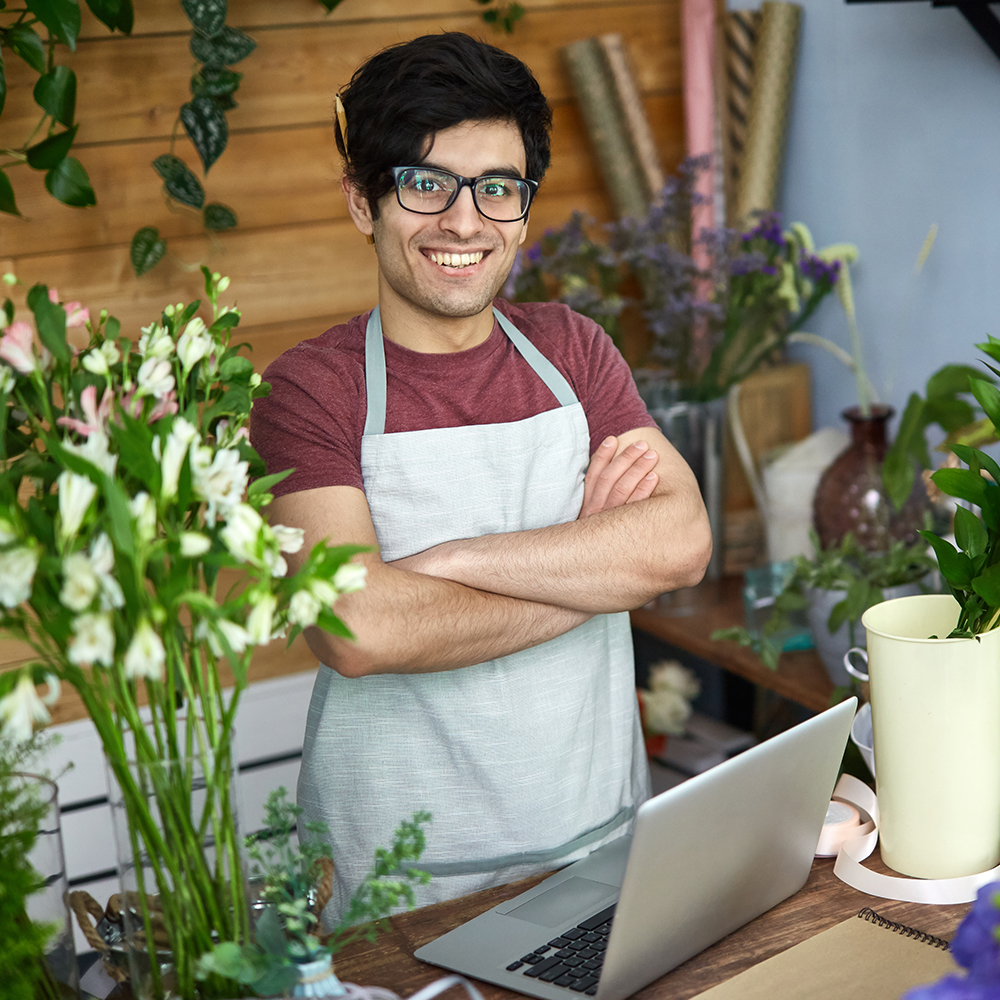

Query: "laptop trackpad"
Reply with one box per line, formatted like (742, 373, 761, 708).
(500, 877, 619, 928)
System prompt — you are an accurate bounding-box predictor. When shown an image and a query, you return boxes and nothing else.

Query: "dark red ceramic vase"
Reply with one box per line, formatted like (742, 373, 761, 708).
(813, 405, 929, 552)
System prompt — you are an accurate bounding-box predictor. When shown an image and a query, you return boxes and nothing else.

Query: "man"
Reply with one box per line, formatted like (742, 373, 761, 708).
(250, 32, 711, 924)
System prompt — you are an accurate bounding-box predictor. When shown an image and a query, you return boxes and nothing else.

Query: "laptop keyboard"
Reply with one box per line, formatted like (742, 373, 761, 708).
(504, 903, 616, 995)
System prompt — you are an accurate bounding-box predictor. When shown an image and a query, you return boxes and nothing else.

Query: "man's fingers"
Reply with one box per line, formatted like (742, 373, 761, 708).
(626, 471, 658, 504)
(580, 439, 658, 517)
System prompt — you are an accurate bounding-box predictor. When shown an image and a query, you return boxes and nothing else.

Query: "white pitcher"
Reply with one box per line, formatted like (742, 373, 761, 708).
(844, 593, 1000, 878)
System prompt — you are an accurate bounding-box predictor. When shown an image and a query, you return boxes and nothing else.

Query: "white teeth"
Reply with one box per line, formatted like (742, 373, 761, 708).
(429, 251, 484, 268)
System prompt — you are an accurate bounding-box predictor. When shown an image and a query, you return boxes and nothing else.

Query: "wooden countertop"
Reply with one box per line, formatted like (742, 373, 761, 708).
(331, 851, 967, 1000)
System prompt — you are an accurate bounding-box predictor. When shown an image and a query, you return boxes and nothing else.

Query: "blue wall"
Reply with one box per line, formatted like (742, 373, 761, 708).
(769, 0, 1000, 442)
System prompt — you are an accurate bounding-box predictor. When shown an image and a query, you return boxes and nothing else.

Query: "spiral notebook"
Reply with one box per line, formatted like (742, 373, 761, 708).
(692, 908, 958, 1000)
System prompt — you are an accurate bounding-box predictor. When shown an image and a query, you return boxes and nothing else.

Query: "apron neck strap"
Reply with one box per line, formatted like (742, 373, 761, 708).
(363, 305, 579, 436)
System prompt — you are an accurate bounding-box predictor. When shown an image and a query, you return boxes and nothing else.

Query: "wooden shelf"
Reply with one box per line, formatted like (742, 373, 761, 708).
(630, 576, 835, 713)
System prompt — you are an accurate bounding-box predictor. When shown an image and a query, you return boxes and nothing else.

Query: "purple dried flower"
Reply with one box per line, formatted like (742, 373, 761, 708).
(800, 254, 841, 285)
(761, 265, 778, 276)
(526, 243, 542, 263)
(743, 212, 785, 247)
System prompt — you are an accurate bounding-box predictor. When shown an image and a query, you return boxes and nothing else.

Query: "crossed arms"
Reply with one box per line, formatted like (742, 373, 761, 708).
(268, 426, 712, 678)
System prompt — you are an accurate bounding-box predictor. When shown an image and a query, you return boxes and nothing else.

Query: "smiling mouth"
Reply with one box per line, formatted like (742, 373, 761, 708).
(426, 250, 486, 269)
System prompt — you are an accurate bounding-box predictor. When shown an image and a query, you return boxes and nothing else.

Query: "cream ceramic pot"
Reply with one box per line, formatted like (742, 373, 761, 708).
(850, 594, 1000, 879)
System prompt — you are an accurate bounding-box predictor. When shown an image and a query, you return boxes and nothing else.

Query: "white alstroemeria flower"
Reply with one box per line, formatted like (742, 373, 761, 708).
(192, 446, 248, 527)
(81, 339, 121, 376)
(64, 431, 117, 477)
(68, 612, 115, 667)
(136, 357, 175, 400)
(58, 471, 98, 540)
(0, 366, 16, 394)
(288, 589, 321, 628)
(310, 579, 339, 607)
(179, 532, 212, 557)
(89, 533, 124, 610)
(176, 318, 212, 373)
(156, 417, 199, 500)
(333, 563, 367, 594)
(245, 595, 276, 646)
(0, 516, 18, 545)
(217, 276, 231, 293)
(272, 524, 305, 554)
(60, 552, 101, 611)
(0, 546, 39, 608)
(130, 491, 156, 543)
(138, 323, 174, 360)
(197, 617, 252, 659)
(263, 548, 288, 579)
(0, 671, 58, 742)
(219, 503, 264, 564)
(122, 620, 166, 682)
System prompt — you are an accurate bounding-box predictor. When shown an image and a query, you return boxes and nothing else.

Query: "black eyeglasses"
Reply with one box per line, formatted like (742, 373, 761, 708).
(390, 166, 538, 222)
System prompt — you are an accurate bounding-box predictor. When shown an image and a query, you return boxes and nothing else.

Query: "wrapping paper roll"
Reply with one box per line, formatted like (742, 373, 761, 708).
(733, 1, 802, 224)
(562, 38, 650, 220)
(722, 9, 760, 224)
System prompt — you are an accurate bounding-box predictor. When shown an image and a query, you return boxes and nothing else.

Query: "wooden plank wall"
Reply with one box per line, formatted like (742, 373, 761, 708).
(0, 0, 685, 713)
(1, 0, 685, 375)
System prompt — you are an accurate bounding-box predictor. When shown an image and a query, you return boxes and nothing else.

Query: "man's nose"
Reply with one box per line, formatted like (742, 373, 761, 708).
(439, 184, 485, 237)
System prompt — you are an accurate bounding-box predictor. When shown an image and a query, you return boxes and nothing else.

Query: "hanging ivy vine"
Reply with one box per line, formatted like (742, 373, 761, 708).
(0, 0, 133, 217)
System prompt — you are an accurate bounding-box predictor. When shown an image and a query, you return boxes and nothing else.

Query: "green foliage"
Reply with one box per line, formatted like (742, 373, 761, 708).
(0, 0, 130, 215)
(712, 532, 935, 669)
(477, 0, 526, 33)
(0, 734, 62, 1000)
(882, 363, 995, 510)
(130, 226, 167, 277)
(197, 791, 430, 997)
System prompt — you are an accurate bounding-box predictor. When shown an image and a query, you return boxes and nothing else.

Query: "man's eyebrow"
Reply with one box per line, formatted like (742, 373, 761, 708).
(419, 160, 526, 177)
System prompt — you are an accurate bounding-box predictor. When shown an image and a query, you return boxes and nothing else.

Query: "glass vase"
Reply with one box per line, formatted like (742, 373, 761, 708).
(18, 772, 80, 1000)
(107, 720, 248, 1000)
(812, 405, 928, 552)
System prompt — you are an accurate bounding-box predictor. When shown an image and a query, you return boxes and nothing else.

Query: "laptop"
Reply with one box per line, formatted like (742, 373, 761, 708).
(415, 697, 857, 1000)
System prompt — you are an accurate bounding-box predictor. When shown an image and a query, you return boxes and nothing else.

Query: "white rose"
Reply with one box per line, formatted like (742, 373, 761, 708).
(60, 552, 100, 611)
(333, 563, 367, 594)
(245, 594, 276, 646)
(176, 318, 212, 373)
(271, 524, 305, 555)
(220, 503, 264, 564)
(69, 612, 116, 667)
(58, 471, 97, 540)
(123, 620, 166, 682)
(136, 357, 175, 400)
(288, 589, 321, 628)
(649, 661, 700, 700)
(179, 532, 212, 557)
(639, 688, 691, 737)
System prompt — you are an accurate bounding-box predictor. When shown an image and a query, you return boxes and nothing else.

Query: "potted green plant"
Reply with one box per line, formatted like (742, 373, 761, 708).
(196, 788, 430, 997)
(712, 532, 935, 685)
(0, 269, 366, 999)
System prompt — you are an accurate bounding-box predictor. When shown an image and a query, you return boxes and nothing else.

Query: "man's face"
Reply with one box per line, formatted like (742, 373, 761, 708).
(367, 119, 530, 325)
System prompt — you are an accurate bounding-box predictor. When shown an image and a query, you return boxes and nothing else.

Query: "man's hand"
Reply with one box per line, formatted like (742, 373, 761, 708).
(579, 436, 659, 518)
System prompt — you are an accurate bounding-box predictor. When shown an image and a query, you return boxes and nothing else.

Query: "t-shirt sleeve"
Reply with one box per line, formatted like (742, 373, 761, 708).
(526, 304, 656, 455)
(249, 346, 366, 497)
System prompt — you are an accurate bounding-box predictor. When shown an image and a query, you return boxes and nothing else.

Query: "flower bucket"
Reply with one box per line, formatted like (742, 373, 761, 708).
(848, 594, 1000, 878)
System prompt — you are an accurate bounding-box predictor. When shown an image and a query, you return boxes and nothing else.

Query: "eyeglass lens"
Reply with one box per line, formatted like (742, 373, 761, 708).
(395, 168, 531, 221)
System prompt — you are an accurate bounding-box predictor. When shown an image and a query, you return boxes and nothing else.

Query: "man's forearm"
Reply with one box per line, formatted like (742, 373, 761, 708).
(392, 490, 711, 613)
(306, 560, 592, 677)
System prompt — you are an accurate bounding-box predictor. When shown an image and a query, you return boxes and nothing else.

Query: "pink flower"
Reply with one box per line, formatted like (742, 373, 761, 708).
(48, 288, 89, 328)
(57, 384, 113, 437)
(120, 387, 178, 423)
(0, 321, 37, 374)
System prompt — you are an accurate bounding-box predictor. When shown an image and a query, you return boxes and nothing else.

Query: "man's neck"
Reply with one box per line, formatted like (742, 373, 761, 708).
(376, 282, 497, 354)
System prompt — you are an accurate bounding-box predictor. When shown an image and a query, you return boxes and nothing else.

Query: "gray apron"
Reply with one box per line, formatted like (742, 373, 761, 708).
(298, 307, 650, 925)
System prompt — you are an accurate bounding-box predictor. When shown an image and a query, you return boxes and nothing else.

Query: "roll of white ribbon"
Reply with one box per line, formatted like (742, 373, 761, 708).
(815, 799, 862, 857)
(831, 773, 1000, 904)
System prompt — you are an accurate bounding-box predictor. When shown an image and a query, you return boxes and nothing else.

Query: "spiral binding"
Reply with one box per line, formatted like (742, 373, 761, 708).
(857, 907, 951, 950)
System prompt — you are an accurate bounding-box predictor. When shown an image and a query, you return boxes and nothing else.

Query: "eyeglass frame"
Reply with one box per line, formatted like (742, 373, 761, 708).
(389, 166, 539, 223)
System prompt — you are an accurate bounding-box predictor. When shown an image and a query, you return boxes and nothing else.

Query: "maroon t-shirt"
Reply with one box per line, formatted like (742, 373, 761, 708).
(250, 299, 656, 497)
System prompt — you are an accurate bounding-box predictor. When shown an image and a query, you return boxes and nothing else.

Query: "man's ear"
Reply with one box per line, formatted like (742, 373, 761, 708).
(341, 175, 375, 239)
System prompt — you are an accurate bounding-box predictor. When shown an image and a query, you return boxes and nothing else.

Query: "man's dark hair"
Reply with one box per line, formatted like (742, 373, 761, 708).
(336, 33, 552, 216)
